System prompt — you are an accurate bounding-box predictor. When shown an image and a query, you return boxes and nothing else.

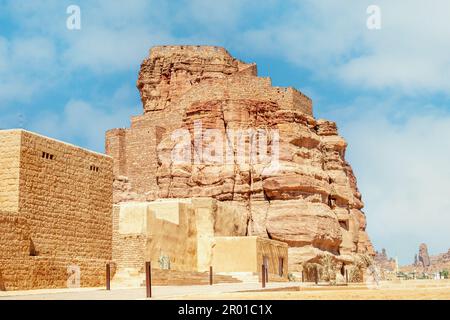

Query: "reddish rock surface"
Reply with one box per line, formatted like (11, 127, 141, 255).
(403, 245, 450, 273)
(374, 248, 396, 271)
(418, 243, 431, 269)
(106, 45, 374, 270)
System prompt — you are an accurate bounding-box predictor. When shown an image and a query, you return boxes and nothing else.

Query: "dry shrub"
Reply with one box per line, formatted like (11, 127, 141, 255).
(348, 253, 374, 283)
(320, 254, 337, 282)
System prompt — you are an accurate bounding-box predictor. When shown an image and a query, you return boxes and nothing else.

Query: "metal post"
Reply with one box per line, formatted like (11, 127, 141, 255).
(145, 261, 152, 298)
(262, 264, 266, 288)
(209, 266, 213, 285)
(106, 263, 111, 291)
(302, 270, 304, 282)
(345, 269, 348, 283)
(315, 268, 318, 285)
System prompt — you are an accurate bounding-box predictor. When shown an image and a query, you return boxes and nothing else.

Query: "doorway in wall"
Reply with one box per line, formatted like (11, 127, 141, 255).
(263, 256, 269, 281)
(278, 257, 284, 277)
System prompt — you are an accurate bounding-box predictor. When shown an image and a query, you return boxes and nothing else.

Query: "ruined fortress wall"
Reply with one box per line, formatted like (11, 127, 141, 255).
(0, 131, 21, 213)
(18, 130, 113, 260)
(105, 129, 127, 177)
(106, 126, 159, 197)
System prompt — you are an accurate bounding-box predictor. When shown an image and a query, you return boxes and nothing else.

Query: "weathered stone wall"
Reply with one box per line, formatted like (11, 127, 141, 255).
(112, 201, 198, 272)
(0, 131, 21, 213)
(0, 129, 113, 290)
(257, 237, 289, 278)
(211, 236, 288, 279)
(18, 130, 113, 260)
(0, 213, 30, 259)
(112, 198, 248, 276)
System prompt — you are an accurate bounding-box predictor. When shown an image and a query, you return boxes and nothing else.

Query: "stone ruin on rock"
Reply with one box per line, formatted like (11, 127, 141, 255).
(106, 45, 375, 272)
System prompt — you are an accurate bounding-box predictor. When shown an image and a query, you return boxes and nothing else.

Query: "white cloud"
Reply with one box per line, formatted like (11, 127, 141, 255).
(238, 0, 450, 94)
(335, 100, 450, 263)
(28, 85, 140, 152)
(0, 36, 58, 103)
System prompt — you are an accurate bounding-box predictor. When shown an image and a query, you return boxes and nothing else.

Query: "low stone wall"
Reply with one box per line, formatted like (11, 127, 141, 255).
(0, 257, 113, 291)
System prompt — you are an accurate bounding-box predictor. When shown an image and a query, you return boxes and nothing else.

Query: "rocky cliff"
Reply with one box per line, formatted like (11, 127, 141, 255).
(106, 45, 374, 270)
(403, 244, 450, 273)
(374, 248, 396, 271)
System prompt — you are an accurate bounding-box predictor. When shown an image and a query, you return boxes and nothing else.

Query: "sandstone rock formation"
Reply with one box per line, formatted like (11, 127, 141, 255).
(418, 243, 431, 270)
(106, 45, 374, 270)
(374, 248, 396, 271)
(430, 248, 450, 266)
(402, 245, 450, 273)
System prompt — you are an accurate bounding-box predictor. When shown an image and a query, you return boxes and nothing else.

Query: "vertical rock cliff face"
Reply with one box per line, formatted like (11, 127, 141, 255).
(418, 243, 431, 269)
(106, 45, 374, 270)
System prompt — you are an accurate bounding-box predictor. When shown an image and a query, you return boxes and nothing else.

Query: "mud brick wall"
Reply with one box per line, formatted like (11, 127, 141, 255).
(18, 130, 113, 260)
(256, 237, 289, 278)
(0, 131, 21, 213)
(112, 205, 146, 271)
(0, 129, 114, 290)
(0, 213, 30, 258)
(0, 257, 110, 291)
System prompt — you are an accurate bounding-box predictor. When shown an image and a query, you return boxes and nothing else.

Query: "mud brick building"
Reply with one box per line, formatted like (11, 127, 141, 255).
(0, 129, 113, 290)
(112, 198, 289, 286)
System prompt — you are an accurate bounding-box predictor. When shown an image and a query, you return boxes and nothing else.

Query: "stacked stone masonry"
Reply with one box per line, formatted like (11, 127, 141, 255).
(0, 130, 113, 290)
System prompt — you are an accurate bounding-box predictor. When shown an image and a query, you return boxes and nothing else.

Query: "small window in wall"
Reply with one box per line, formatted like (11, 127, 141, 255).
(41, 151, 55, 160)
(278, 257, 284, 277)
(328, 196, 336, 209)
(90, 165, 99, 172)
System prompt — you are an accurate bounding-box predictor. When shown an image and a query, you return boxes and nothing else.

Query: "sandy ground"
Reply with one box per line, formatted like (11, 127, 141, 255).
(174, 280, 450, 300)
(1, 280, 449, 300)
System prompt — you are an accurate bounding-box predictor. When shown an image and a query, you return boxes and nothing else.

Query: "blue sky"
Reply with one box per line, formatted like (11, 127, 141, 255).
(1, 0, 449, 264)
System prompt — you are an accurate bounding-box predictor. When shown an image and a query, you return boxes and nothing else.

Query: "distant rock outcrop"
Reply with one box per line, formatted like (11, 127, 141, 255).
(418, 243, 431, 270)
(402, 245, 450, 273)
(374, 248, 396, 271)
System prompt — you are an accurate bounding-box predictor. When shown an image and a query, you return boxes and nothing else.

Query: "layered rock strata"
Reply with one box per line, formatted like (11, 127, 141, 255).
(106, 45, 374, 270)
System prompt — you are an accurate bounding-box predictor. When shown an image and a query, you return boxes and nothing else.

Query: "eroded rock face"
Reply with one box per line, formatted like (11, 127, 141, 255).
(419, 243, 431, 269)
(374, 248, 396, 271)
(106, 45, 374, 270)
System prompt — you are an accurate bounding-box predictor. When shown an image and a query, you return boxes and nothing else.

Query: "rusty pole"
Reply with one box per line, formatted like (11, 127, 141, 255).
(302, 270, 304, 282)
(345, 269, 349, 284)
(209, 266, 213, 285)
(106, 263, 111, 291)
(262, 264, 266, 288)
(145, 261, 152, 298)
(315, 268, 318, 285)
